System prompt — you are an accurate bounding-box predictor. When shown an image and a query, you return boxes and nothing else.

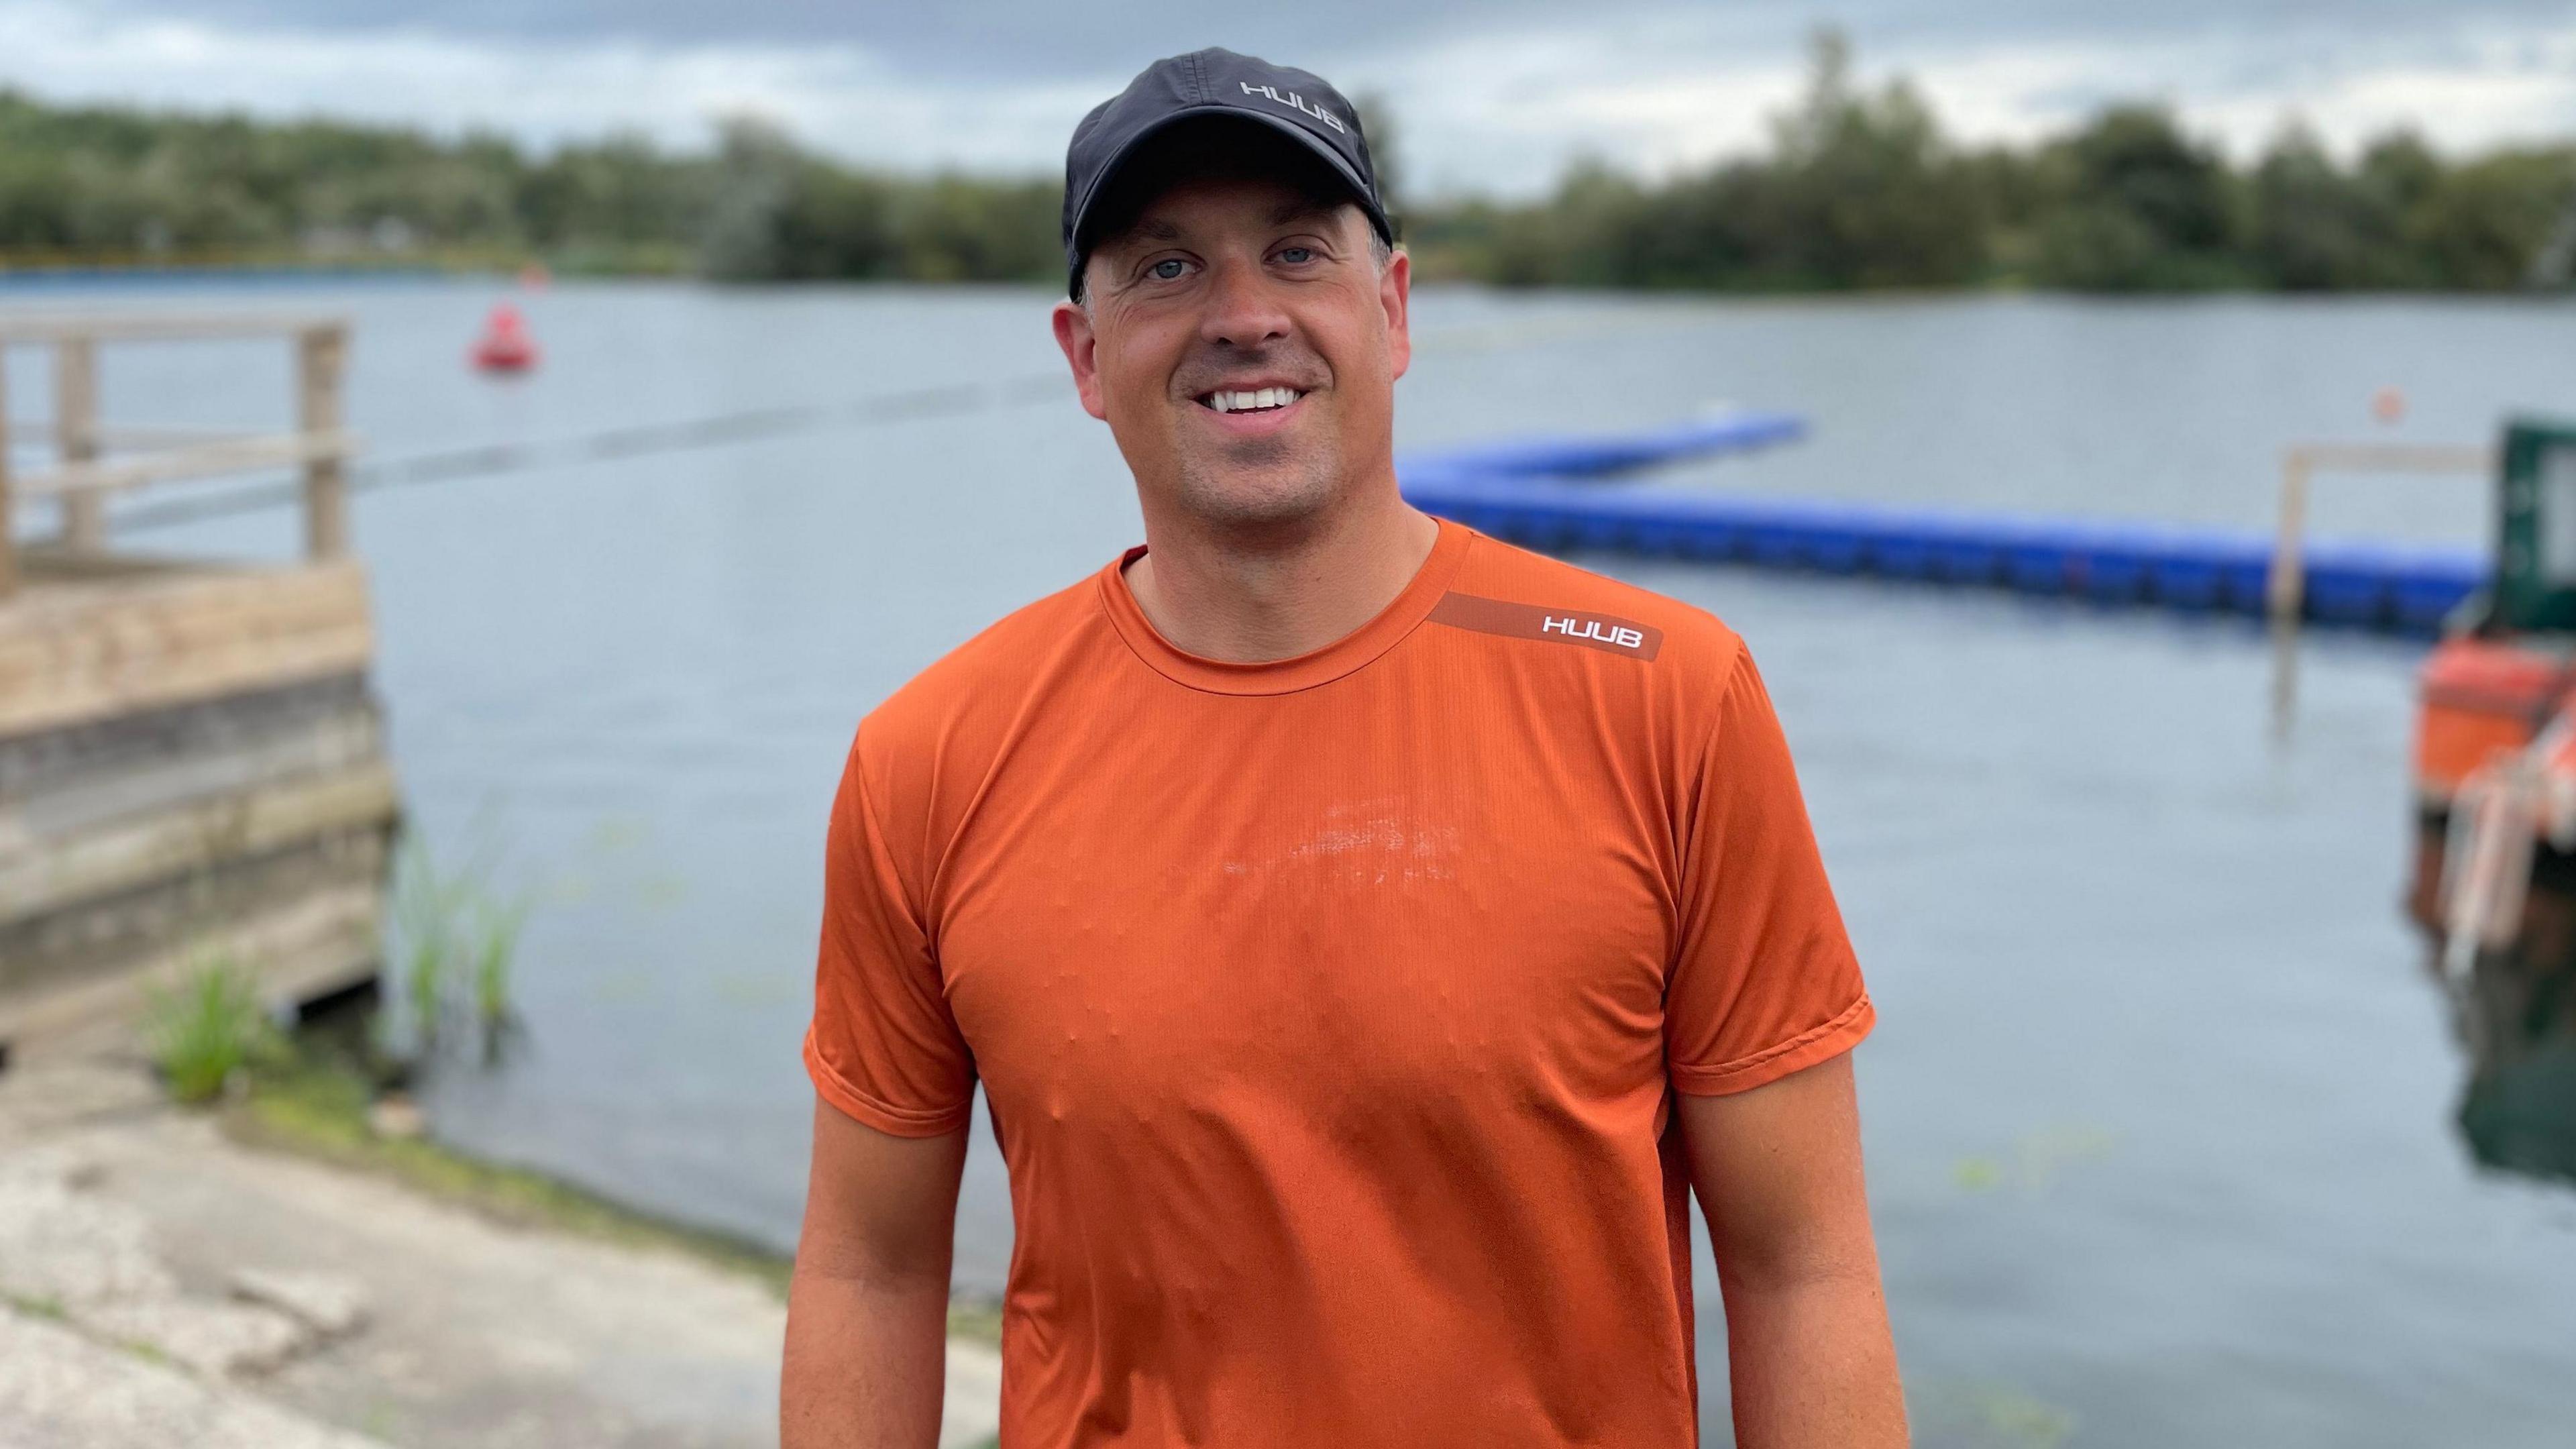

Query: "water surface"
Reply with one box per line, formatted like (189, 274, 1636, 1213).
(15, 281, 2575, 1446)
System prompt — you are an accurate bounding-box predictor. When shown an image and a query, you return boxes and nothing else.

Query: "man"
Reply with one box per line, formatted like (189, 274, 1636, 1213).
(783, 48, 1905, 1449)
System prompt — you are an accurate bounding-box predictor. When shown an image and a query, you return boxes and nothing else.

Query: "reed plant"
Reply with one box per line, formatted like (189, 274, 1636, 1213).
(388, 830, 535, 1059)
(469, 888, 531, 1045)
(394, 839, 462, 1051)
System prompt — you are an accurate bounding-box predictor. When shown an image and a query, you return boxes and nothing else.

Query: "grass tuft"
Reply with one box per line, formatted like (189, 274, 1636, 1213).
(143, 954, 284, 1105)
(5, 1293, 66, 1322)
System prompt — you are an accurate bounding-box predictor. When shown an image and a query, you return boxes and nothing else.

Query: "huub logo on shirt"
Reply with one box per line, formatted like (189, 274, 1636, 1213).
(1428, 593, 1664, 661)
(1240, 81, 1348, 136)
(1541, 615, 1648, 650)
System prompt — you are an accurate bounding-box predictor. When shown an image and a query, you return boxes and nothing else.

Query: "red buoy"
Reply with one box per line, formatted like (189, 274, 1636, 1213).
(472, 303, 539, 374)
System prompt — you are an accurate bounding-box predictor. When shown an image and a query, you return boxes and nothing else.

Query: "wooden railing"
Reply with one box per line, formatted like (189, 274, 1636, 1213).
(0, 313, 355, 599)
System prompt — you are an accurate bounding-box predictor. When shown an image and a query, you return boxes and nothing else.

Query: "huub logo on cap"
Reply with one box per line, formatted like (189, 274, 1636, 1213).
(1062, 48, 1393, 300)
(1238, 82, 1348, 135)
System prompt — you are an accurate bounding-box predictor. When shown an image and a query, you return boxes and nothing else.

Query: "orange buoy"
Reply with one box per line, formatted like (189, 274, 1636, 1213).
(2372, 386, 2407, 425)
(472, 303, 539, 374)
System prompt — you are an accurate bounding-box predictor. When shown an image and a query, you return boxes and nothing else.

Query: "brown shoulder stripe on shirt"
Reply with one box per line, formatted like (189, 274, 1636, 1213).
(1426, 592, 1665, 661)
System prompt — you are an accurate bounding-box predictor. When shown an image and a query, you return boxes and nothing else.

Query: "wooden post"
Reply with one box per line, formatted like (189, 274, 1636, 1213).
(2268, 448, 2312, 743)
(56, 335, 103, 551)
(0, 345, 15, 600)
(298, 324, 348, 561)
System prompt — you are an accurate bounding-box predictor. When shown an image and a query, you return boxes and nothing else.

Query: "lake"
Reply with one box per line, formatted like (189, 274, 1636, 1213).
(13, 278, 2576, 1446)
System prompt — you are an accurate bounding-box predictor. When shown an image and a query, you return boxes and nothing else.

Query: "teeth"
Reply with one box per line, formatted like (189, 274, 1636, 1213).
(1201, 388, 1303, 413)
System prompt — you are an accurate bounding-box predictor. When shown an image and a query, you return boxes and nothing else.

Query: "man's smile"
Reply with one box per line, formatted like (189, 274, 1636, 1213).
(1194, 386, 1305, 413)
(1187, 382, 1316, 435)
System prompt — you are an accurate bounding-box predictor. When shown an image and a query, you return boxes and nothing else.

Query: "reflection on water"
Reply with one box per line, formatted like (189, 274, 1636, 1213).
(2445, 855, 2576, 1187)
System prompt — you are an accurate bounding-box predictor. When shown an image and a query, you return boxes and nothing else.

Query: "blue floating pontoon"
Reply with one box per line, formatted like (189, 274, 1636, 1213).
(1399, 469, 2482, 636)
(1397, 417, 2484, 635)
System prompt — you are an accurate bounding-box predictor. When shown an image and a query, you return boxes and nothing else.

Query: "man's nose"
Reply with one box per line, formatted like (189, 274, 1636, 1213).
(1197, 256, 1292, 350)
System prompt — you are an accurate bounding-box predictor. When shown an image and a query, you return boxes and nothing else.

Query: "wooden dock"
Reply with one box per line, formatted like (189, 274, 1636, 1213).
(0, 313, 397, 1063)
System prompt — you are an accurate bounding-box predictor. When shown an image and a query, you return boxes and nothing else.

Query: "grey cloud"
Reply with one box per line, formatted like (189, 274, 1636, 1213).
(80, 1, 2576, 81)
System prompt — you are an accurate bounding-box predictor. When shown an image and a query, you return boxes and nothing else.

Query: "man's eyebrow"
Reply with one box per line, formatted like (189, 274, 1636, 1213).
(1269, 198, 1337, 226)
(1110, 200, 1336, 252)
(1101, 217, 1183, 254)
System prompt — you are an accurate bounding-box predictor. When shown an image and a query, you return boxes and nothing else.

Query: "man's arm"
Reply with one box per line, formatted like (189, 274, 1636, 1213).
(1677, 1050, 1907, 1449)
(780, 1096, 969, 1449)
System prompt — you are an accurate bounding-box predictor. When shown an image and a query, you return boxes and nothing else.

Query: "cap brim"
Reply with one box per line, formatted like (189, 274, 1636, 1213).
(1067, 104, 1390, 298)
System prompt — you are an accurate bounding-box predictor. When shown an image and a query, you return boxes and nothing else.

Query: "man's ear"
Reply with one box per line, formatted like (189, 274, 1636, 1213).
(1051, 297, 1109, 421)
(1380, 247, 1413, 383)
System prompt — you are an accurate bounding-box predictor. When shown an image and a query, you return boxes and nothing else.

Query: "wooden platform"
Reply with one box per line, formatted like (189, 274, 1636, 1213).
(0, 549, 398, 1061)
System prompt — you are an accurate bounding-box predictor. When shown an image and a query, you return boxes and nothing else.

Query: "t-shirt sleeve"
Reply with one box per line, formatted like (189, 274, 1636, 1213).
(801, 735, 977, 1137)
(1664, 642, 1874, 1095)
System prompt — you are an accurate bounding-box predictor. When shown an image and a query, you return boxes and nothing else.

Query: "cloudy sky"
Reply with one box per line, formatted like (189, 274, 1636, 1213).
(6, 1, 2575, 197)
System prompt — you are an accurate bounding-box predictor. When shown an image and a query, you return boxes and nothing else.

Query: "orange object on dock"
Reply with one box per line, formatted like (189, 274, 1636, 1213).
(471, 303, 539, 373)
(2415, 636, 2576, 802)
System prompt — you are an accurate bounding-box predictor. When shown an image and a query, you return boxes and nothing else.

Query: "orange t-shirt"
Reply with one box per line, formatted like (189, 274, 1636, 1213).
(805, 518, 1872, 1447)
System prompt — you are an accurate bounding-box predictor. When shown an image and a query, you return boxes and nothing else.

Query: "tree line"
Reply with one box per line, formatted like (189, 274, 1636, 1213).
(1415, 32, 2576, 293)
(3, 33, 2571, 293)
(0, 95, 1061, 281)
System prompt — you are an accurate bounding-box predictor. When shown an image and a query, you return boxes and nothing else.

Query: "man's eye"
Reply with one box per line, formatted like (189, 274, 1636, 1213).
(1277, 246, 1314, 264)
(1148, 259, 1187, 280)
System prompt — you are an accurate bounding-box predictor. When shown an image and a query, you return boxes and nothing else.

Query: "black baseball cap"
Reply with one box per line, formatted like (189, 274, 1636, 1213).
(1062, 48, 1394, 301)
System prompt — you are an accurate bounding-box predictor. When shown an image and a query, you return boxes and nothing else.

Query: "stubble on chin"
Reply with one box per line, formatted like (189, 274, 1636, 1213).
(1171, 433, 1346, 531)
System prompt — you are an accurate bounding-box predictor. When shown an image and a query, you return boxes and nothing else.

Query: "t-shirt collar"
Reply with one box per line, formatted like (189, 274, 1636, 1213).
(1096, 517, 1473, 696)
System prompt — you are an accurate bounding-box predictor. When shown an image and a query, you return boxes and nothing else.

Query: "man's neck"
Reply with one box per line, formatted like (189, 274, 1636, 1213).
(1125, 485, 1442, 664)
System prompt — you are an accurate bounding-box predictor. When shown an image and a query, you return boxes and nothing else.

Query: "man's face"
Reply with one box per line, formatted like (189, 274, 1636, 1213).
(1053, 172, 1411, 535)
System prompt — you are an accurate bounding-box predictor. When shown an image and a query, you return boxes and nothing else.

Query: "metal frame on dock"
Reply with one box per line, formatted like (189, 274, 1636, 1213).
(2267, 443, 2493, 735)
